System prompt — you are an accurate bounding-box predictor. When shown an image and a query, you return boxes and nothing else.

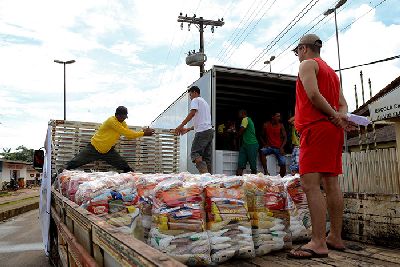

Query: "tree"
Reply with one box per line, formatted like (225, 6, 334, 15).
(1, 146, 34, 162)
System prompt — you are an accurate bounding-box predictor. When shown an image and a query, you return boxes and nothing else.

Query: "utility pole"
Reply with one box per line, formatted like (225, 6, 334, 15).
(178, 13, 224, 77)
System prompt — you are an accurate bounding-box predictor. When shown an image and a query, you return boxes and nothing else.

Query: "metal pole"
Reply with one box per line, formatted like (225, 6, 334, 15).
(269, 64, 271, 72)
(354, 84, 359, 109)
(63, 63, 66, 120)
(368, 78, 377, 149)
(360, 70, 365, 104)
(368, 78, 372, 99)
(334, 9, 343, 90)
(199, 18, 204, 77)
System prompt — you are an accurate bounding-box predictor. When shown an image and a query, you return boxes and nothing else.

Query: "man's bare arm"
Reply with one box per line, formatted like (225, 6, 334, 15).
(299, 60, 349, 128)
(299, 60, 337, 118)
(175, 109, 196, 135)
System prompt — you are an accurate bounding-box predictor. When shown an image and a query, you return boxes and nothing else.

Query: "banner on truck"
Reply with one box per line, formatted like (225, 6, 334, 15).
(39, 125, 52, 256)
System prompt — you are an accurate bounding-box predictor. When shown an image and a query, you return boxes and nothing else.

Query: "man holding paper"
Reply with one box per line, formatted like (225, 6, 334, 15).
(288, 34, 354, 259)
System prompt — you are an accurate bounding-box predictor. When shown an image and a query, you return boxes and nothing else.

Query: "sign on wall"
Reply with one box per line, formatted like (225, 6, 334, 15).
(5, 163, 24, 169)
(369, 85, 400, 121)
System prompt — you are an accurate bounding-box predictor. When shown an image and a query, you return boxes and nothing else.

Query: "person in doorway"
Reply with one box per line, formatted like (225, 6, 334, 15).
(288, 116, 300, 175)
(66, 106, 155, 172)
(236, 110, 259, 175)
(217, 122, 226, 150)
(226, 120, 237, 150)
(175, 86, 214, 174)
(288, 34, 354, 259)
(259, 112, 287, 177)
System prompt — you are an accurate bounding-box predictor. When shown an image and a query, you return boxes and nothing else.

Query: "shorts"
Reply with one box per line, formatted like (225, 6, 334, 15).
(290, 146, 299, 173)
(299, 121, 344, 176)
(260, 147, 286, 166)
(191, 129, 214, 162)
(238, 143, 259, 171)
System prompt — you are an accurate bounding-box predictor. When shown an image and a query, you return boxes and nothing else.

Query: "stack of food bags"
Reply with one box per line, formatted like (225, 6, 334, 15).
(100, 182, 143, 240)
(204, 176, 255, 264)
(244, 175, 291, 256)
(285, 175, 312, 241)
(136, 174, 173, 241)
(62, 170, 95, 202)
(65, 171, 143, 239)
(149, 178, 211, 265)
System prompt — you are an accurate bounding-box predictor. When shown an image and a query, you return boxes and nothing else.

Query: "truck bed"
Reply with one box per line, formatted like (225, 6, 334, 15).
(51, 189, 400, 267)
(220, 241, 400, 266)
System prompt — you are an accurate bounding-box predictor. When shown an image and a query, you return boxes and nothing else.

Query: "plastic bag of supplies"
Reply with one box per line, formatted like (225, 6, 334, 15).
(149, 178, 211, 266)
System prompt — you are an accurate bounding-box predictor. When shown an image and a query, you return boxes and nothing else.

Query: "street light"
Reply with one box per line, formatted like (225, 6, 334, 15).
(54, 59, 75, 120)
(324, 0, 347, 90)
(263, 56, 276, 72)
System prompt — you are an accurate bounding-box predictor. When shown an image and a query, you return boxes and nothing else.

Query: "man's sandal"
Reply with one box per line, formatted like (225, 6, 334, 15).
(287, 246, 329, 259)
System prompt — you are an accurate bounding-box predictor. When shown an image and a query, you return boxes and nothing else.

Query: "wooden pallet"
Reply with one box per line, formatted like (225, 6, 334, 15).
(49, 120, 180, 174)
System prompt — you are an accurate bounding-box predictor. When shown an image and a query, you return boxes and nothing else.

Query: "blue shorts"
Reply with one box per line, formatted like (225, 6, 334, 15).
(260, 147, 286, 166)
(290, 146, 300, 172)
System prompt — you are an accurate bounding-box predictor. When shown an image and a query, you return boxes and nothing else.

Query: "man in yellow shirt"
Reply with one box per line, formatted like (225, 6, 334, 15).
(66, 106, 155, 172)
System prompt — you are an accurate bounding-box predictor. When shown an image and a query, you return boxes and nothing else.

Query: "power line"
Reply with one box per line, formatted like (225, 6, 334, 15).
(221, 0, 278, 64)
(206, 0, 235, 49)
(278, 0, 389, 73)
(164, 0, 203, 85)
(247, 0, 321, 69)
(217, 0, 272, 62)
(157, 0, 186, 88)
(215, 0, 260, 60)
(336, 54, 400, 72)
(260, 1, 345, 72)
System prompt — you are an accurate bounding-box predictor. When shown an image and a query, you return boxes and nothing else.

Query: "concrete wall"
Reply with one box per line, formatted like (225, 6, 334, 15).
(0, 162, 36, 184)
(343, 193, 400, 248)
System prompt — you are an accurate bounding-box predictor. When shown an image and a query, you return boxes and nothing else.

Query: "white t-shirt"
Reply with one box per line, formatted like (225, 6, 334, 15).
(190, 97, 212, 133)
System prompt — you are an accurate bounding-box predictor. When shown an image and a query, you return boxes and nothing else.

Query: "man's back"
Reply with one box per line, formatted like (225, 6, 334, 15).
(241, 116, 258, 145)
(295, 58, 340, 133)
(91, 116, 143, 153)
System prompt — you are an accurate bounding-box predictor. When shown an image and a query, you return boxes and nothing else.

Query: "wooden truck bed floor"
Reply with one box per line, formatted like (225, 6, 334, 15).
(222, 241, 400, 267)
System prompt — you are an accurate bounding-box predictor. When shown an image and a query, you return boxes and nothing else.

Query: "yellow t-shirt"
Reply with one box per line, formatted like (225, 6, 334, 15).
(91, 116, 144, 153)
(217, 124, 225, 134)
(291, 127, 300, 146)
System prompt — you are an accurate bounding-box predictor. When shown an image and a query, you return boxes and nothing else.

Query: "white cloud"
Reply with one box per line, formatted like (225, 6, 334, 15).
(0, 0, 399, 152)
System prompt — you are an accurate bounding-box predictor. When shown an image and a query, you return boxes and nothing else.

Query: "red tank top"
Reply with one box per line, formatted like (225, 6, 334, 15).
(295, 58, 340, 133)
(265, 123, 282, 148)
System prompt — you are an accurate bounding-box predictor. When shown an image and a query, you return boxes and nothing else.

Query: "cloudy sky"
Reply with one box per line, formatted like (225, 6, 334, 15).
(1, 0, 399, 151)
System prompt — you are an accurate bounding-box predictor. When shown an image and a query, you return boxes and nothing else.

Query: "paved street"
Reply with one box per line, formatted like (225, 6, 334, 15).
(0, 209, 51, 267)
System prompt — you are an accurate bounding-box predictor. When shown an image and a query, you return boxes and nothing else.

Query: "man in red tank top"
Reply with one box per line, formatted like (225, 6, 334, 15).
(288, 34, 352, 259)
(259, 112, 287, 177)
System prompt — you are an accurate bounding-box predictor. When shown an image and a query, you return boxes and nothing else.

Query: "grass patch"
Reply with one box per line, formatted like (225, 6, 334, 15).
(0, 191, 11, 197)
(0, 196, 39, 207)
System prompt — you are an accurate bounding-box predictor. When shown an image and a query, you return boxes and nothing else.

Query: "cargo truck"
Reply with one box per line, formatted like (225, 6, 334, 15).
(40, 66, 400, 267)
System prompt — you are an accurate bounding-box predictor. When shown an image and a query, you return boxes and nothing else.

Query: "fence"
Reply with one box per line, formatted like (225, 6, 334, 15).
(339, 148, 400, 194)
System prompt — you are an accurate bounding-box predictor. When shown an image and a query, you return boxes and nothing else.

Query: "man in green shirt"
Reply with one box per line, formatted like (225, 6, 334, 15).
(236, 109, 259, 175)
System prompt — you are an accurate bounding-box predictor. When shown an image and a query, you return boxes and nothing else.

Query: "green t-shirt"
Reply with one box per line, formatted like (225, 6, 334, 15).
(241, 117, 258, 145)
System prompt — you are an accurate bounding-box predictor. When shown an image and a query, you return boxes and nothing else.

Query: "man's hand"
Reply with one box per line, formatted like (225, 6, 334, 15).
(143, 127, 155, 136)
(329, 113, 357, 132)
(174, 125, 184, 135)
(329, 113, 346, 128)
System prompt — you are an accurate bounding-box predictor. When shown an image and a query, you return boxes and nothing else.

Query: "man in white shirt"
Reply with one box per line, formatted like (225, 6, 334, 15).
(175, 86, 214, 173)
